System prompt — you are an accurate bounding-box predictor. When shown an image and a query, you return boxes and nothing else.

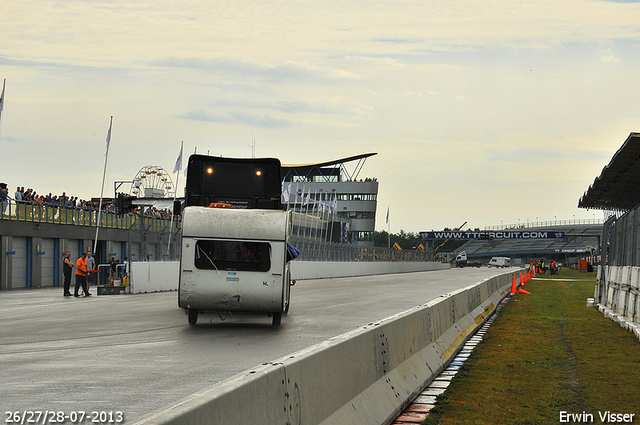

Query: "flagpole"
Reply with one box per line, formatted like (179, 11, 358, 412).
(94, 116, 113, 254)
(168, 141, 183, 253)
(0, 79, 6, 146)
(312, 189, 319, 259)
(303, 187, 310, 238)
(296, 183, 304, 238)
(328, 192, 336, 245)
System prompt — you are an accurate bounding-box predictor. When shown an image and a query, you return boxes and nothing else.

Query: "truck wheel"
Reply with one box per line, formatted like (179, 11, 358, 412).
(272, 312, 282, 326)
(188, 309, 198, 326)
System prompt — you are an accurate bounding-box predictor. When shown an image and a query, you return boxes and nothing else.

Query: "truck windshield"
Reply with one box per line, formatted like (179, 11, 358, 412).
(194, 240, 271, 272)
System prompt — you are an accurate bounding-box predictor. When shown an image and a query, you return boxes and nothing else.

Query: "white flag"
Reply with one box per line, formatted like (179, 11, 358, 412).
(283, 183, 291, 203)
(0, 79, 5, 115)
(105, 116, 113, 156)
(173, 142, 183, 174)
(303, 188, 310, 206)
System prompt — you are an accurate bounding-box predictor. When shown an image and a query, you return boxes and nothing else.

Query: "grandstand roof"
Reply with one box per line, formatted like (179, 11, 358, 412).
(282, 153, 377, 182)
(578, 133, 640, 212)
(282, 153, 377, 169)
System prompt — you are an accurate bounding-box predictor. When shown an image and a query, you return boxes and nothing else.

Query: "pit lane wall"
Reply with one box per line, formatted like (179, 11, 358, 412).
(131, 270, 515, 425)
(593, 266, 640, 341)
(128, 261, 450, 293)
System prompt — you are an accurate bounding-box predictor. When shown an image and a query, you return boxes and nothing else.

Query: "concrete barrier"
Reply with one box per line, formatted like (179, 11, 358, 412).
(129, 262, 180, 293)
(128, 261, 451, 293)
(131, 270, 514, 425)
(290, 260, 450, 280)
(595, 265, 640, 341)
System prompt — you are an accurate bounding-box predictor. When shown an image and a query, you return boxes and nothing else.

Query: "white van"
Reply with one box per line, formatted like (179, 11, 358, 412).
(178, 206, 293, 326)
(454, 251, 468, 266)
(488, 257, 511, 268)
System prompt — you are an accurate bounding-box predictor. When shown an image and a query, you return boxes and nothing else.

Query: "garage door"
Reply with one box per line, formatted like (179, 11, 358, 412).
(129, 243, 141, 263)
(40, 238, 55, 287)
(11, 237, 28, 288)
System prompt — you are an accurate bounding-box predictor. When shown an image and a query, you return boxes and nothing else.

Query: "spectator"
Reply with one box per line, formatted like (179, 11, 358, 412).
(63, 251, 74, 296)
(0, 182, 10, 215)
(110, 257, 118, 277)
(86, 251, 97, 288)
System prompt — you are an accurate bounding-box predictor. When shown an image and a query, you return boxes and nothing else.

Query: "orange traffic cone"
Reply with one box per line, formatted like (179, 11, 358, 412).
(511, 275, 517, 294)
(518, 287, 531, 295)
(520, 272, 525, 286)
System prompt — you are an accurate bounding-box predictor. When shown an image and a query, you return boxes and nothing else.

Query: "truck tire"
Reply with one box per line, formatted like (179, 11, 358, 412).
(272, 312, 282, 326)
(188, 308, 198, 326)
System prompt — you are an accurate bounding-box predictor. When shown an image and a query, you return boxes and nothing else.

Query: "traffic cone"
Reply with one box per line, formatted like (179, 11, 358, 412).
(518, 287, 531, 295)
(520, 272, 524, 286)
(511, 275, 517, 294)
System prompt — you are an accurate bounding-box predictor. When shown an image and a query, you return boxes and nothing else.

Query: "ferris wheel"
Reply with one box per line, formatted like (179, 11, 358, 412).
(130, 165, 175, 198)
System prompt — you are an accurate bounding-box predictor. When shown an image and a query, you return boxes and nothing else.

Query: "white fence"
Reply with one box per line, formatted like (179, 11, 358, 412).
(127, 261, 450, 293)
(592, 265, 640, 341)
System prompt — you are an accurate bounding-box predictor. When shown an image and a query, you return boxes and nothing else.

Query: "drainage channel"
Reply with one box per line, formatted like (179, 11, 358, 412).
(391, 295, 512, 424)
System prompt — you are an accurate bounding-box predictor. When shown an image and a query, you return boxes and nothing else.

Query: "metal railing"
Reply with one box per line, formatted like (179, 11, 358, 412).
(1, 200, 429, 263)
(0, 200, 179, 231)
(483, 218, 604, 231)
(291, 235, 433, 262)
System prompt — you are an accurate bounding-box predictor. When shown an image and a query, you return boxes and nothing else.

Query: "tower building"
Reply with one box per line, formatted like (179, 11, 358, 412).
(281, 153, 378, 247)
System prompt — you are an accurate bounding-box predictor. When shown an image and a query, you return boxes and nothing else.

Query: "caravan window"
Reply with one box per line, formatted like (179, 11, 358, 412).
(194, 240, 271, 272)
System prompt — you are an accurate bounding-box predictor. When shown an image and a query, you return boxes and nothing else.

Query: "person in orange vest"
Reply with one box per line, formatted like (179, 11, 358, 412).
(551, 260, 557, 275)
(74, 253, 91, 297)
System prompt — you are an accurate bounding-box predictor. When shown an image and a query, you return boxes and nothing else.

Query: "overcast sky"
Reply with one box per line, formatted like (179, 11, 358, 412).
(1, 0, 639, 232)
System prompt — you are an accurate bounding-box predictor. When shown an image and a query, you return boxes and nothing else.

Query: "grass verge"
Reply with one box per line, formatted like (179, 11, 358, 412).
(423, 268, 640, 425)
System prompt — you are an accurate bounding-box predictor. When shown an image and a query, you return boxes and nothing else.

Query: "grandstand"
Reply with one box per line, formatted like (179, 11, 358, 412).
(451, 223, 601, 265)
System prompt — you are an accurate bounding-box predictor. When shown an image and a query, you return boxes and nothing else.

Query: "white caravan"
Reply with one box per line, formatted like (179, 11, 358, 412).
(488, 257, 511, 268)
(178, 206, 293, 326)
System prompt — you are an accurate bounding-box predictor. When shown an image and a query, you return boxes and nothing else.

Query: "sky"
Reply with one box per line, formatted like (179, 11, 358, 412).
(1, 0, 640, 233)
